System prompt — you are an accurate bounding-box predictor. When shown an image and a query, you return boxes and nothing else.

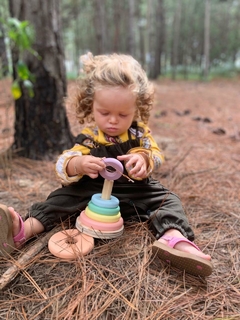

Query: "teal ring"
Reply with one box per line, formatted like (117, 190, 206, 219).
(91, 193, 119, 208)
(88, 201, 120, 216)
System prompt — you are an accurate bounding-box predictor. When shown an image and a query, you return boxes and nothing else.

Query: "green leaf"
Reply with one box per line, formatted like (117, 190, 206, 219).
(11, 80, 22, 100)
(7, 18, 21, 29)
(8, 29, 18, 42)
(7, 18, 35, 51)
(17, 61, 30, 80)
(20, 21, 30, 29)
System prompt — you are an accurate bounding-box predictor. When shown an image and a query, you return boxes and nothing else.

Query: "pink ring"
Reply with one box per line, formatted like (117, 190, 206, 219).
(79, 210, 124, 231)
(99, 158, 123, 180)
(48, 229, 94, 259)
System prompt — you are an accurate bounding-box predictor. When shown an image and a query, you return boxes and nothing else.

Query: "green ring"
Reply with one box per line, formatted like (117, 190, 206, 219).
(85, 207, 121, 223)
(88, 201, 120, 216)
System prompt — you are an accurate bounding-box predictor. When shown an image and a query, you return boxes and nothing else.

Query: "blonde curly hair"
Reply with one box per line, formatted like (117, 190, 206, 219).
(67, 52, 154, 125)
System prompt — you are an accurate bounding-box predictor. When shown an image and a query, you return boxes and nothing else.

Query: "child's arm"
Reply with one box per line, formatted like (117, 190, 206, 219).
(55, 128, 104, 184)
(66, 155, 105, 179)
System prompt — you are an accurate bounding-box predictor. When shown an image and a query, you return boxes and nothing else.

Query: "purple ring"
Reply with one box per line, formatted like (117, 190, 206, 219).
(99, 158, 123, 180)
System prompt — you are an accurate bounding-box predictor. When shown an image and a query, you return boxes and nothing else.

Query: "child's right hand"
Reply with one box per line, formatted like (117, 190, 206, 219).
(75, 155, 106, 179)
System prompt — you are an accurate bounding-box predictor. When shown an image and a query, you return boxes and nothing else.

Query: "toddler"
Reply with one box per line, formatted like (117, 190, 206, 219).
(0, 52, 212, 277)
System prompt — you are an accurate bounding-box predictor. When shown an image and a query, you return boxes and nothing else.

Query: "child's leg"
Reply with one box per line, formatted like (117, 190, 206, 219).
(152, 229, 213, 277)
(0, 205, 44, 256)
(147, 187, 213, 276)
(8, 207, 44, 248)
(149, 189, 195, 242)
(25, 182, 97, 232)
(158, 228, 211, 260)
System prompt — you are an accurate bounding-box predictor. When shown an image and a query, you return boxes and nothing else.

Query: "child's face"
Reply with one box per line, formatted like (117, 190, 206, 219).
(93, 86, 136, 136)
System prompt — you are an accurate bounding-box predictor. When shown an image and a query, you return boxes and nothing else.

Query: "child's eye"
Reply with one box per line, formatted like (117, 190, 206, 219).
(101, 112, 109, 116)
(120, 114, 127, 118)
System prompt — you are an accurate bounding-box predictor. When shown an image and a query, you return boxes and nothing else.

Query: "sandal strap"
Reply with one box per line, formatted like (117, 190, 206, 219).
(160, 235, 200, 251)
(13, 214, 26, 244)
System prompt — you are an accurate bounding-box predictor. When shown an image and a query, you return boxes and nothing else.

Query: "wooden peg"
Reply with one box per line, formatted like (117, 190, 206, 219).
(101, 179, 114, 200)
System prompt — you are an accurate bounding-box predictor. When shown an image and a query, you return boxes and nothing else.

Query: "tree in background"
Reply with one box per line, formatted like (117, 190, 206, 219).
(0, 0, 9, 77)
(171, 0, 182, 80)
(94, 0, 107, 54)
(128, 0, 136, 57)
(203, 0, 210, 79)
(0, 23, 8, 77)
(61, 0, 240, 80)
(148, 0, 165, 79)
(9, 0, 73, 160)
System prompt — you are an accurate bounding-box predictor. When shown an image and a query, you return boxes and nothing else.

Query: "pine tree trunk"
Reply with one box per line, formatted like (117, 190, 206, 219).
(148, 0, 165, 79)
(203, 0, 210, 79)
(94, 0, 107, 54)
(0, 22, 9, 76)
(128, 0, 136, 57)
(172, 0, 182, 80)
(0, 0, 9, 77)
(9, 0, 74, 160)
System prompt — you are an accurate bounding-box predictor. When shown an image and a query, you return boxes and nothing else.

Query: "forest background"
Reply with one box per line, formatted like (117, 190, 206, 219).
(2, 0, 240, 81)
(0, 0, 240, 319)
(0, 0, 240, 159)
(60, 0, 240, 81)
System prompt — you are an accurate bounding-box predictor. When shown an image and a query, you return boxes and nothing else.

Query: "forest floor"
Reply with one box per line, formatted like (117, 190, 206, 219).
(0, 77, 240, 319)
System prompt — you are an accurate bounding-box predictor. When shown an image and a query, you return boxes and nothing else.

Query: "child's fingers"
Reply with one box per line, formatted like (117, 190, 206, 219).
(117, 155, 131, 162)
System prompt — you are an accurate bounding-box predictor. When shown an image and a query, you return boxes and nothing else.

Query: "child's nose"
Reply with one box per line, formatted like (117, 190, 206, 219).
(109, 116, 118, 123)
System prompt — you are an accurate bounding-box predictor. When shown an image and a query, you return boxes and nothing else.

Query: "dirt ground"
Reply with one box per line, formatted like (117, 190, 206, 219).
(0, 77, 240, 319)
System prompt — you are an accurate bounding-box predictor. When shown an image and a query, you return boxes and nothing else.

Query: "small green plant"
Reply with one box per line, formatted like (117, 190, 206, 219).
(4, 17, 40, 99)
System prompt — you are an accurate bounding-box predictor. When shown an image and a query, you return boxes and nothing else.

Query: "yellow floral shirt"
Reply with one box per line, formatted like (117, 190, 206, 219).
(56, 122, 164, 184)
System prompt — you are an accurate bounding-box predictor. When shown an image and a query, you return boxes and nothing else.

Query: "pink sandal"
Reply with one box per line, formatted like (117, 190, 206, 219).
(0, 204, 25, 257)
(152, 235, 213, 277)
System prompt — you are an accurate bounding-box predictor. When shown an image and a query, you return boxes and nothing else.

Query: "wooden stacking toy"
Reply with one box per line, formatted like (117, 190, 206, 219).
(76, 158, 124, 239)
(48, 158, 124, 259)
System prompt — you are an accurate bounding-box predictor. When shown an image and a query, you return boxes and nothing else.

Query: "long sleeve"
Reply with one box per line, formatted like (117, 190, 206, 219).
(55, 123, 164, 184)
(55, 128, 95, 184)
(127, 122, 164, 174)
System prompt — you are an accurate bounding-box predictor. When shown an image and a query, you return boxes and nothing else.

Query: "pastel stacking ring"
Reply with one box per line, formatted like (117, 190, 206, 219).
(76, 222, 124, 239)
(78, 211, 124, 231)
(91, 193, 119, 208)
(85, 207, 121, 223)
(88, 201, 120, 216)
(99, 158, 123, 180)
(48, 229, 94, 259)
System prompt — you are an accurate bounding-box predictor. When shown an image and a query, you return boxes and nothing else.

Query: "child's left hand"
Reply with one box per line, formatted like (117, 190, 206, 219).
(117, 153, 148, 179)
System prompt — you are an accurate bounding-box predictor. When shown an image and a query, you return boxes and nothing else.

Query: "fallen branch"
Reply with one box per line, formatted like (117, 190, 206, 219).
(0, 226, 61, 290)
